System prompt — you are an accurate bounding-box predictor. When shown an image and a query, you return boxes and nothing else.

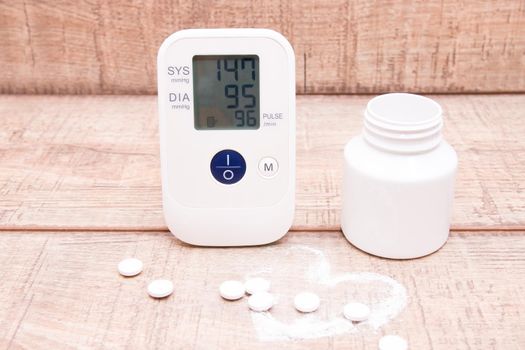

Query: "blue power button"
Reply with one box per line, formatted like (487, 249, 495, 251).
(210, 149, 246, 185)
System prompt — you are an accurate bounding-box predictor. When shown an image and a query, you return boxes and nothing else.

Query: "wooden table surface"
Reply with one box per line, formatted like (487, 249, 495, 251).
(0, 95, 524, 349)
(3, 1, 525, 94)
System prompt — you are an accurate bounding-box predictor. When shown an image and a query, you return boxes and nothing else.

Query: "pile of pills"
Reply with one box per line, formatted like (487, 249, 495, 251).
(117, 258, 407, 348)
(219, 278, 371, 320)
(118, 257, 174, 299)
(219, 278, 274, 312)
(219, 277, 407, 349)
(219, 278, 326, 314)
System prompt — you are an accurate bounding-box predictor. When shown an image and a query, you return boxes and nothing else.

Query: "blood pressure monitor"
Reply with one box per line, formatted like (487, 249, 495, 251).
(157, 29, 295, 246)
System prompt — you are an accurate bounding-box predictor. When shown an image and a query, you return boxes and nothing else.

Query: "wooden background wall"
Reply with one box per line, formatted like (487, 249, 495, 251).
(1, 0, 524, 94)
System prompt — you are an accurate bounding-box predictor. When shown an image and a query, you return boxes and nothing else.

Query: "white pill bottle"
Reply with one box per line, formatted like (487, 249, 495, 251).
(341, 93, 457, 259)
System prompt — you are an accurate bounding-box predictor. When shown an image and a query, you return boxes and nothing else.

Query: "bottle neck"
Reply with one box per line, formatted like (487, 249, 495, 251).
(362, 93, 443, 154)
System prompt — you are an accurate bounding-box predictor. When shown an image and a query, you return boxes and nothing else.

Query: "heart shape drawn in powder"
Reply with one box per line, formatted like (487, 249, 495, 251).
(248, 245, 408, 341)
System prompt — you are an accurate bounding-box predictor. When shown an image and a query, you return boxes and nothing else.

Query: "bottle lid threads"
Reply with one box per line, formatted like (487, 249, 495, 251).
(363, 93, 443, 154)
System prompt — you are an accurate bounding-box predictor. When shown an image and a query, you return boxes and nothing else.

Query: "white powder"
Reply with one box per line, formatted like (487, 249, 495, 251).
(251, 312, 356, 341)
(248, 245, 408, 341)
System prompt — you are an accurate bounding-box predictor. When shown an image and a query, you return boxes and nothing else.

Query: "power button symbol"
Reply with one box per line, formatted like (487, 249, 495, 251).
(210, 150, 246, 185)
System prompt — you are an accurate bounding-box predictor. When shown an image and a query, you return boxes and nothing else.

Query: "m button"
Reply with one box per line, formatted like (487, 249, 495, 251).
(258, 157, 279, 178)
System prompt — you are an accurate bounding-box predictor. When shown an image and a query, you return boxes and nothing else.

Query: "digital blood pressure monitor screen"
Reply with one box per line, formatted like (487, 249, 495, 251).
(193, 55, 260, 130)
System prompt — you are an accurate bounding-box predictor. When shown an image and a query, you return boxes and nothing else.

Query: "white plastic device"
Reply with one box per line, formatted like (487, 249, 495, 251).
(157, 29, 295, 246)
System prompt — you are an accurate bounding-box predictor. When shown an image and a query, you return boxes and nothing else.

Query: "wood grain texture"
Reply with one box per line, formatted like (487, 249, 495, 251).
(1, 1, 524, 94)
(0, 230, 523, 349)
(0, 94, 524, 231)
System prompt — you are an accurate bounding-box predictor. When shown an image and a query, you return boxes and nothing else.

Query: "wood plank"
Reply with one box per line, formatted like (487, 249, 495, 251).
(1, 94, 524, 231)
(0, 230, 523, 349)
(1, 1, 524, 94)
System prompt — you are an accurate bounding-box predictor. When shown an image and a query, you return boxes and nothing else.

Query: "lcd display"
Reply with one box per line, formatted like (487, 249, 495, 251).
(193, 55, 260, 130)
